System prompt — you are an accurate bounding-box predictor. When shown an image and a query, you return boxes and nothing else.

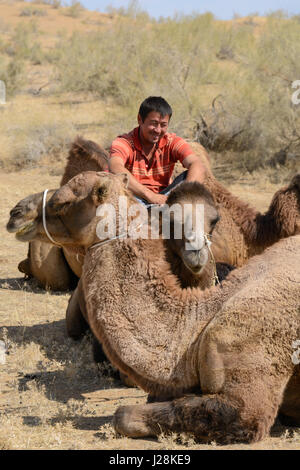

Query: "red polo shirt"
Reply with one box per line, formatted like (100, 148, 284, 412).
(109, 127, 194, 193)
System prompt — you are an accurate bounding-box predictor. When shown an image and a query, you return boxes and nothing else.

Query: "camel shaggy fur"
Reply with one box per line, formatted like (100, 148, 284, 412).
(37, 173, 300, 442)
(8, 172, 300, 442)
(92, 235, 300, 443)
(8, 171, 232, 373)
(11, 137, 300, 290)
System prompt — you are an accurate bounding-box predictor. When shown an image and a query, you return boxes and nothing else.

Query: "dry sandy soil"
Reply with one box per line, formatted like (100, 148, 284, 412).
(0, 168, 299, 450)
(0, 0, 298, 451)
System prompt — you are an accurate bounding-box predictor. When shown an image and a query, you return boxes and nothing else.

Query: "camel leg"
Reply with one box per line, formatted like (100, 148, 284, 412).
(23, 241, 77, 291)
(66, 282, 88, 339)
(114, 374, 289, 443)
(278, 369, 300, 426)
(114, 395, 252, 441)
(114, 326, 291, 443)
(92, 336, 135, 386)
(92, 336, 108, 363)
(67, 282, 135, 388)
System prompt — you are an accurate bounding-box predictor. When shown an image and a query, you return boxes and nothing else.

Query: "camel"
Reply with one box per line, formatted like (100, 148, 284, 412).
(7, 171, 233, 375)
(17, 137, 109, 290)
(12, 137, 300, 291)
(9, 171, 300, 443)
(7, 172, 225, 327)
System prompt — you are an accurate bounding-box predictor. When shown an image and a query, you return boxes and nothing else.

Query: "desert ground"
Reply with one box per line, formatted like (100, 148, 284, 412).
(0, 0, 299, 451)
(1, 169, 299, 450)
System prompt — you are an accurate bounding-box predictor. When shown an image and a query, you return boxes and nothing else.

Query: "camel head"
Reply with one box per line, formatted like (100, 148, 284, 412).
(7, 189, 57, 242)
(164, 182, 220, 276)
(7, 171, 131, 250)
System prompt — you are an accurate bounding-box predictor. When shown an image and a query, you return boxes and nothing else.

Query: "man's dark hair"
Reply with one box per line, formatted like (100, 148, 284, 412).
(138, 96, 172, 122)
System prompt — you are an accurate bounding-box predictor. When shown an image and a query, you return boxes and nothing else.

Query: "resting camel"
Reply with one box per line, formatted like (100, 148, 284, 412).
(15, 137, 300, 290)
(7, 171, 233, 374)
(17, 137, 109, 290)
(8, 172, 300, 443)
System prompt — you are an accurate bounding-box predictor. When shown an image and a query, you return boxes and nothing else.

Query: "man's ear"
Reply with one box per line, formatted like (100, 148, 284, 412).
(117, 172, 130, 189)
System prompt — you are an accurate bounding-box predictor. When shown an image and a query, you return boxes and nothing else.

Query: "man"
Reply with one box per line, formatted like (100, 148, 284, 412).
(109, 96, 208, 206)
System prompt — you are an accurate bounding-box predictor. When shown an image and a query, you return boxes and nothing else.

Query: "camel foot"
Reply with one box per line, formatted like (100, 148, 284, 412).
(18, 258, 32, 277)
(114, 404, 159, 438)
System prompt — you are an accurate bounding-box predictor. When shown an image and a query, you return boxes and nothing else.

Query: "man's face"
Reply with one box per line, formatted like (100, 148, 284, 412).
(138, 111, 170, 145)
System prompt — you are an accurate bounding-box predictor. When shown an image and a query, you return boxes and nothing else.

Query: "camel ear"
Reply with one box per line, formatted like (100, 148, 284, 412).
(117, 172, 130, 189)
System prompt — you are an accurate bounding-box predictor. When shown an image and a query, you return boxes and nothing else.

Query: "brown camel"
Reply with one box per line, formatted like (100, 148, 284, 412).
(12, 137, 300, 290)
(17, 137, 109, 290)
(10, 171, 300, 443)
(7, 172, 223, 326)
(7, 171, 232, 373)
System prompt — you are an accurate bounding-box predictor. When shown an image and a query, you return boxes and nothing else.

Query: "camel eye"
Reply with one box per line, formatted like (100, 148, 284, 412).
(211, 216, 220, 227)
(209, 215, 220, 233)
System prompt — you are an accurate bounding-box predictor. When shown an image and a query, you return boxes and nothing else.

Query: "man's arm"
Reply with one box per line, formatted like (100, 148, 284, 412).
(182, 153, 207, 183)
(109, 156, 167, 204)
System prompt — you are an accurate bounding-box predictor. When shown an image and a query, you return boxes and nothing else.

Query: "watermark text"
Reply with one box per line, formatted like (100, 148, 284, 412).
(291, 80, 300, 105)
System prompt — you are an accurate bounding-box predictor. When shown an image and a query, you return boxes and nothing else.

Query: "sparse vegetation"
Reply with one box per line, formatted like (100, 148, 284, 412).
(50, 9, 300, 172)
(0, 3, 299, 173)
(0, 56, 24, 97)
(3, 22, 44, 64)
(0, 2, 299, 450)
(20, 6, 47, 17)
(62, 1, 84, 18)
(32, 0, 62, 7)
(0, 105, 76, 170)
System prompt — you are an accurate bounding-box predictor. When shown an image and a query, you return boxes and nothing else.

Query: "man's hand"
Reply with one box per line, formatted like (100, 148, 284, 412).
(147, 193, 167, 205)
(109, 156, 167, 205)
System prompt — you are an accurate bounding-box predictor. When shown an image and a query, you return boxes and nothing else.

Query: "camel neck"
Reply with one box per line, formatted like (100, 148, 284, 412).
(83, 237, 232, 395)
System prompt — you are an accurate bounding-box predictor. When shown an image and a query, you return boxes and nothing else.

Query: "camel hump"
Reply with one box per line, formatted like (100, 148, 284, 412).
(60, 136, 109, 186)
(188, 141, 211, 172)
(71, 136, 109, 162)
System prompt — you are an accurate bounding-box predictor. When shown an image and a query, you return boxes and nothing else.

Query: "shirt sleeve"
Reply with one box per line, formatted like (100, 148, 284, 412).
(169, 136, 194, 164)
(109, 137, 132, 165)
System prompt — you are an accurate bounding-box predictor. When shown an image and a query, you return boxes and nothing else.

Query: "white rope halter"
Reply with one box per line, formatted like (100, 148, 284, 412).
(89, 223, 143, 251)
(204, 233, 220, 286)
(42, 189, 61, 246)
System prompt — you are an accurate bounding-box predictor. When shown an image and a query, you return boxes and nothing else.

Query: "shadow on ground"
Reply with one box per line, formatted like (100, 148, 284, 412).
(3, 320, 132, 402)
(0, 277, 71, 295)
(22, 414, 113, 431)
